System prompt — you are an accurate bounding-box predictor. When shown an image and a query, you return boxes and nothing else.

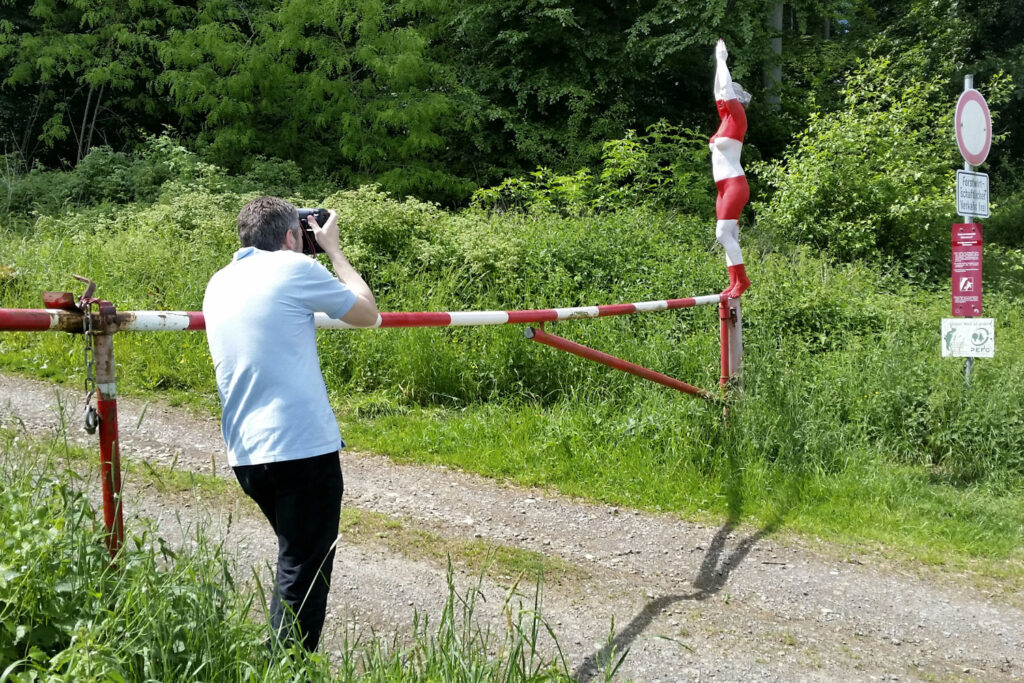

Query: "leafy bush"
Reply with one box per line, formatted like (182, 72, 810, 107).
(986, 158, 1024, 250)
(471, 121, 715, 216)
(239, 156, 308, 199)
(753, 46, 1012, 278)
(2, 136, 199, 218)
(0, 134, 334, 223)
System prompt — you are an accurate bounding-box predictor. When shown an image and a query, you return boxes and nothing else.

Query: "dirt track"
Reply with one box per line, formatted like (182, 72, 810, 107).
(1, 372, 1021, 681)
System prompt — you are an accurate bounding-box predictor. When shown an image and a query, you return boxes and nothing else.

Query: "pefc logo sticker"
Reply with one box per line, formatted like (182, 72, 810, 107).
(941, 318, 995, 358)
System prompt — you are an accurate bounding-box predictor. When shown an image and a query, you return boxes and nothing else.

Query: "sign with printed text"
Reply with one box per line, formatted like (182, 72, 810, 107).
(942, 318, 994, 358)
(951, 223, 982, 317)
(956, 170, 989, 218)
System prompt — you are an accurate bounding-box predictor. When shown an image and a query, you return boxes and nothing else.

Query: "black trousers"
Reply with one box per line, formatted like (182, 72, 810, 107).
(233, 451, 343, 651)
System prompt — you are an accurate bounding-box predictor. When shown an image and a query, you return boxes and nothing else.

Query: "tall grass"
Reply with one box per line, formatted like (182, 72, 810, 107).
(0, 430, 578, 681)
(0, 429, 327, 680)
(1, 184, 1022, 569)
(334, 574, 575, 682)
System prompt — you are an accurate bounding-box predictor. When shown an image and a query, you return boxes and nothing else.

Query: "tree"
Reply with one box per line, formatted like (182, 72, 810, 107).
(0, 0, 193, 168)
(754, 40, 1013, 274)
(159, 0, 472, 202)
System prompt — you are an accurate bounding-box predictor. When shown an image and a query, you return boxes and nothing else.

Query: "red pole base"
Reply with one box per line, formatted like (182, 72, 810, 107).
(719, 300, 731, 392)
(97, 397, 124, 557)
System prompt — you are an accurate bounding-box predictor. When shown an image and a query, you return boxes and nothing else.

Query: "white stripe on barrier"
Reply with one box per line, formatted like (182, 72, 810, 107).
(313, 313, 360, 330)
(693, 295, 723, 306)
(120, 312, 196, 332)
(555, 306, 601, 320)
(634, 300, 669, 312)
(449, 311, 510, 326)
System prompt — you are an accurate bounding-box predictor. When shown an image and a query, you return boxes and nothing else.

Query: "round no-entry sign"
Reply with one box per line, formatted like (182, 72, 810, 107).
(955, 89, 991, 167)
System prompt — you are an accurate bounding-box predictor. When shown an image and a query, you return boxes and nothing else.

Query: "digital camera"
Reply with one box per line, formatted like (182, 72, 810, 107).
(297, 208, 329, 255)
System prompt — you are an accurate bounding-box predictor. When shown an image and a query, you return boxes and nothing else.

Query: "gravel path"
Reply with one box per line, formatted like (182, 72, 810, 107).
(1, 372, 1021, 681)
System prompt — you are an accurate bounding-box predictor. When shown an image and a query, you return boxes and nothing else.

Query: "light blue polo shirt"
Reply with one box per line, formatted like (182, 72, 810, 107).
(203, 247, 357, 467)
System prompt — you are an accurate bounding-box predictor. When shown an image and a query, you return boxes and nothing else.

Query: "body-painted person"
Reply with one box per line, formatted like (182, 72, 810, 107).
(709, 39, 751, 298)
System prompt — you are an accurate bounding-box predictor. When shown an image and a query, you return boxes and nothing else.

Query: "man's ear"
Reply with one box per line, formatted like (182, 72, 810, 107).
(283, 227, 300, 252)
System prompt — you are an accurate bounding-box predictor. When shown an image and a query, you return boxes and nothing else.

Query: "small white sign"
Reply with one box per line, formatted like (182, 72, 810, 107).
(956, 170, 989, 218)
(942, 318, 994, 358)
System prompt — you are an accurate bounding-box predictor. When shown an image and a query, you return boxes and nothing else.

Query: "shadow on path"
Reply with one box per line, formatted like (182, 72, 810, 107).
(571, 518, 779, 680)
(573, 441, 795, 681)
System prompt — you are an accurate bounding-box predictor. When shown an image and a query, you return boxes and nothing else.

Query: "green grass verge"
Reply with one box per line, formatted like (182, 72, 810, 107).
(339, 399, 1024, 587)
(2, 187, 1022, 590)
(0, 429, 583, 681)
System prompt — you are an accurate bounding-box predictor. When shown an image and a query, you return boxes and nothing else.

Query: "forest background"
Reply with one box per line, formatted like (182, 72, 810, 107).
(2, 0, 1024, 676)
(2, 0, 1024, 578)
(1, 0, 1023, 204)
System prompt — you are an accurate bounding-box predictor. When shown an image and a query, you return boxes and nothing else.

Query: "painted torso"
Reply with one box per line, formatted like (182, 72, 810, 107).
(709, 98, 747, 181)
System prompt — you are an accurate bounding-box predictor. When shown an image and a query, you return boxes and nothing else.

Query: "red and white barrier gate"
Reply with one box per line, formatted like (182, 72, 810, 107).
(0, 284, 743, 556)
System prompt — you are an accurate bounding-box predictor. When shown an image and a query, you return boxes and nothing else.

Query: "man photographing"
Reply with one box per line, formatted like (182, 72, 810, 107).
(203, 196, 378, 651)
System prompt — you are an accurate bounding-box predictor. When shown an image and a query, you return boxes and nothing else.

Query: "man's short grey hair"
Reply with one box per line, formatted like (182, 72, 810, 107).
(237, 196, 299, 251)
(733, 82, 752, 107)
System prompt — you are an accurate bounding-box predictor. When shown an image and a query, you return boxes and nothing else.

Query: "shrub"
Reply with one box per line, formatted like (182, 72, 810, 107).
(0, 134, 328, 222)
(471, 121, 714, 217)
(753, 46, 1012, 279)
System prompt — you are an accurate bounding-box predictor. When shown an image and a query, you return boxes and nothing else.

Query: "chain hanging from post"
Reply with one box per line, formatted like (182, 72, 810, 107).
(82, 302, 99, 434)
(75, 275, 100, 435)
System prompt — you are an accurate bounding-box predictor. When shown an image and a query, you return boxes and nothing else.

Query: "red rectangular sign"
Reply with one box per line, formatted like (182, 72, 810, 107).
(952, 223, 982, 317)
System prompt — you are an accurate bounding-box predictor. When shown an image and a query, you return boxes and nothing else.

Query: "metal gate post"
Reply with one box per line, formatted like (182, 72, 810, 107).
(728, 299, 743, 392)
(719, 299, 731, 392)
(719, 298, 744, 397)
(92, 304, 124, 557)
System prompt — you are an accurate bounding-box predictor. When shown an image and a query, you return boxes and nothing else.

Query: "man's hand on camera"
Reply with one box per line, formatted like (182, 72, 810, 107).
(305, 208, 378, 326)
(306, 209, 341, 256)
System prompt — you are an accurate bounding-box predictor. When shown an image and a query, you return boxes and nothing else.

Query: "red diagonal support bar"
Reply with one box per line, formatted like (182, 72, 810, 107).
(525, 326, 719, 402)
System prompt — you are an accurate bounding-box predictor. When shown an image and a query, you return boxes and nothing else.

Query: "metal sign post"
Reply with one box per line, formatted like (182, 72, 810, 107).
(952, 75, 992, 384)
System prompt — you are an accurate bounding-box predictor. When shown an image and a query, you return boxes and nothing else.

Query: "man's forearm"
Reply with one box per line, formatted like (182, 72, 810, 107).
(327, 250, 376, 305)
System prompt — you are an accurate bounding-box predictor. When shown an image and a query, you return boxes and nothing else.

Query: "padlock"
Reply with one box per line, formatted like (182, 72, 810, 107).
(84, 405, 99, 434)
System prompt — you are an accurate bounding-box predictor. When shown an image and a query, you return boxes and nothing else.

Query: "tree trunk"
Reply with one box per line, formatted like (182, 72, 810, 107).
(78, 84, 94, 163)
(19, 95, 43, 169)
(764, 3, 783, 110)
(84, 83, 105, 159)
